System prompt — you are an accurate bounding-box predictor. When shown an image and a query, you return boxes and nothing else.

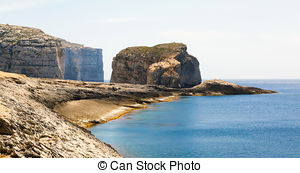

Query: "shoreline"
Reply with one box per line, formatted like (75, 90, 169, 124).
(87, 95, 180, 128)
(54, 95, 179, 129)
(0, 71, 276, 158)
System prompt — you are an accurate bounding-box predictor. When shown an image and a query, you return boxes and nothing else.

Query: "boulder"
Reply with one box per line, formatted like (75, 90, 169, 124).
(0, 119, 13, 135)
(110, 43, 201, 88)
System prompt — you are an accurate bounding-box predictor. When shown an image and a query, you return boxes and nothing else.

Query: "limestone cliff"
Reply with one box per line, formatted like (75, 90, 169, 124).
(0, 24, 104, 82)
(110, 43, 202, 88)
(0, 24, 64, 78)
(62, 40, 104, 82)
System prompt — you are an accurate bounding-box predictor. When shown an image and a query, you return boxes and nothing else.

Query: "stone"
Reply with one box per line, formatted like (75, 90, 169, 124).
(0, 119, 13, 135)
(110, 43, 202, 88)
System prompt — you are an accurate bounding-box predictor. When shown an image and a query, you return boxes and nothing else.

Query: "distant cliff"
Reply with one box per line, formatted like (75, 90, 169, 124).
(61, 40, 104, 82)
(0, 24, 104, 82)
(110, 43, 201, 88)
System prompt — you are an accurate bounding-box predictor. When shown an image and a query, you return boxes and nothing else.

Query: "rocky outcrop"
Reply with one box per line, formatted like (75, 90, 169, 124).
(110, 43, 201, 88)
(62, 41, 104, 82)
(0, 24, 104, 82)
(0, 71, 119, 158)
(187, 79, 276, 95)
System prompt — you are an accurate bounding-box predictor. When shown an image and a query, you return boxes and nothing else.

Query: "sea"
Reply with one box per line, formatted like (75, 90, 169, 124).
(91, 80, 300, 158)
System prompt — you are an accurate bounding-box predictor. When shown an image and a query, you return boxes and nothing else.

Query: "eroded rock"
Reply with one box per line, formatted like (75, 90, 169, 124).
(0, 119, 13, 135)
(111, 43, 202, 88)
(190, 79, 276, 95)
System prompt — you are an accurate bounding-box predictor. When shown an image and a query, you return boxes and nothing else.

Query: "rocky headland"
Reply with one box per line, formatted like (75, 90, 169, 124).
(111, 43, 201, 88)
(0, 24, 104, 82)
(0, 70, 276, 158)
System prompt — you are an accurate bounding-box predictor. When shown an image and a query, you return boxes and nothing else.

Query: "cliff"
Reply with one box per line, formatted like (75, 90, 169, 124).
(0, 24, 104, 82)
(62, 40, 104, 82)
(0, 24, 64, 78)
(110, 43, 201, 88)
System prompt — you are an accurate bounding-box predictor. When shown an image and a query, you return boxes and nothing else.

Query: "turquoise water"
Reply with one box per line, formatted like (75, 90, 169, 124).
(90, 80, 300, 158)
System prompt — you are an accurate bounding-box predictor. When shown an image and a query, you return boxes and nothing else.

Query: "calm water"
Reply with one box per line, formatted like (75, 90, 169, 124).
(90, 80, 300, 158)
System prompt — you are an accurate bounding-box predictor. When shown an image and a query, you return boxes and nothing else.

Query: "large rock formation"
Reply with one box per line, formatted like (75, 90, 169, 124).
(0, 24, 64, 78)
(62, 41, 104, 82)
(110, 43, 201, 88)
(0, 24, 104, 82)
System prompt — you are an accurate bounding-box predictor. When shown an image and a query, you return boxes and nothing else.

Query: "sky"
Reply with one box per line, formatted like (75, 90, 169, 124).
(1, 0, 300, 80)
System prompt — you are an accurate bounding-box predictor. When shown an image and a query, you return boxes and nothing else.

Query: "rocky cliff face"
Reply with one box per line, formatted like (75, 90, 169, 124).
(0, 24, 64, 78)
(0, 24, 104, 82)
(110, 43, 201, 88)
(62, 41, 104, 82)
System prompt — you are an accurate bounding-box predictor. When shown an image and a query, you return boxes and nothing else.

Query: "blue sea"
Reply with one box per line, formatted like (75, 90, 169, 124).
(90, 80, 300, 158)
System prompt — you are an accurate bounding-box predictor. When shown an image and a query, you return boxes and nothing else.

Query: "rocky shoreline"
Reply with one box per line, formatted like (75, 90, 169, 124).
(0, 71, 276, 158)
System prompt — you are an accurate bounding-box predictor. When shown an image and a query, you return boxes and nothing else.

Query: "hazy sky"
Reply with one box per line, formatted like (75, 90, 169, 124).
(1, 0, 300, 79)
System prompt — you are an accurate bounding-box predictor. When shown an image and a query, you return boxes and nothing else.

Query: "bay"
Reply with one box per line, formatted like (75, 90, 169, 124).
(91, 80, 300, 158)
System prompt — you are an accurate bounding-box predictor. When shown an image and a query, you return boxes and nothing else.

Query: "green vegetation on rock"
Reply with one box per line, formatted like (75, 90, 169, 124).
(118, 43, 187, 58)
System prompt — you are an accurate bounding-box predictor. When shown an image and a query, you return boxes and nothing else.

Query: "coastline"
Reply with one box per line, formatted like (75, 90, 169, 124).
(0, 71, 276, 158)
(86, 96, 179, 128)
(54, 95, 179, 129)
